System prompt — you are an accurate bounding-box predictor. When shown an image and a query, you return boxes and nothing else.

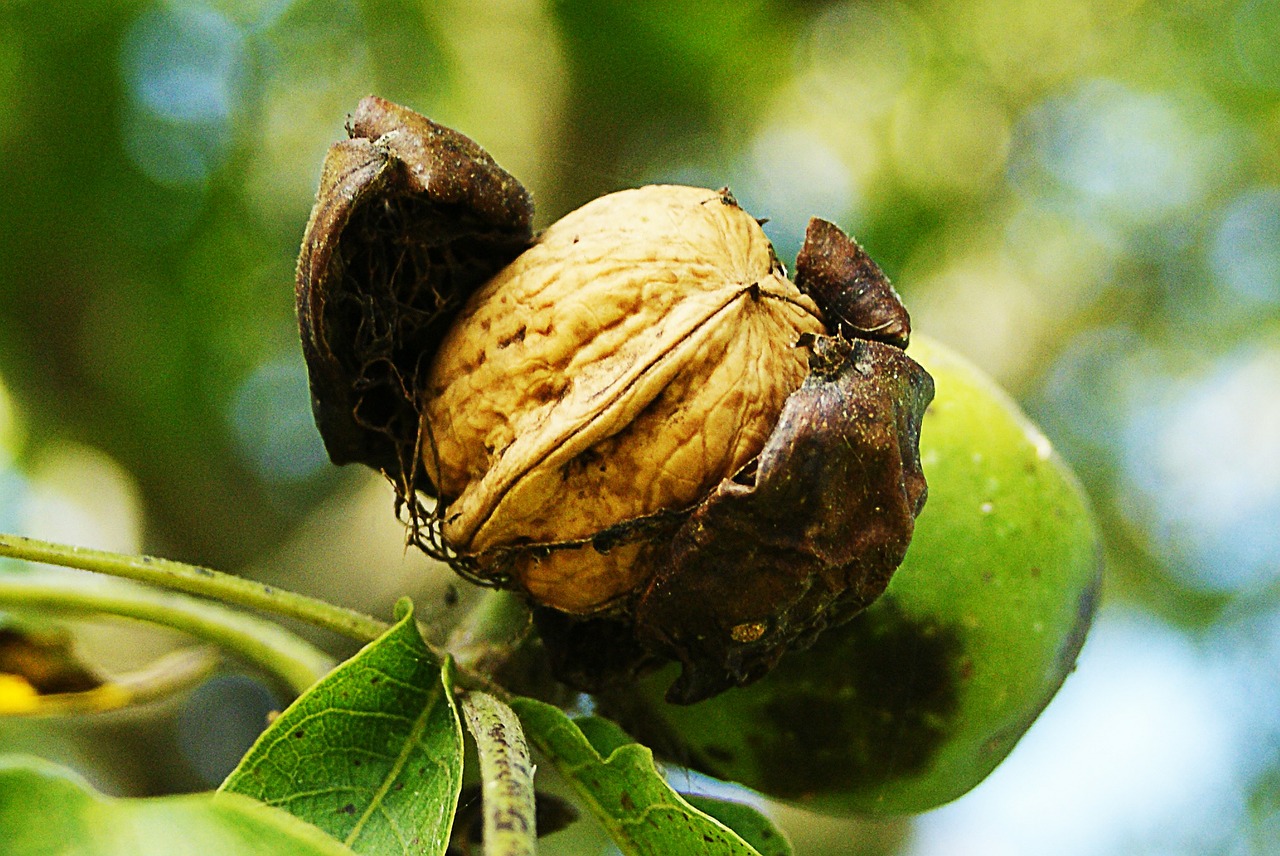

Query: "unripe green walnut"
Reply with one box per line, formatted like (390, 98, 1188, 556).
(600, 335, 1101, 814)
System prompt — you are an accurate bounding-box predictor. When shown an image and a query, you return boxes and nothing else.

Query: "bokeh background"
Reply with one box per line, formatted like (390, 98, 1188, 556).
(2, 0, 1279, 852)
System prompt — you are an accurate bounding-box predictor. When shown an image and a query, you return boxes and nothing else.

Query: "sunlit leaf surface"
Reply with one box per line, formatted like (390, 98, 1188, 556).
(221, 604, 462, 856)
(511, 698, 765, 856)
(0, 755, 353, 856)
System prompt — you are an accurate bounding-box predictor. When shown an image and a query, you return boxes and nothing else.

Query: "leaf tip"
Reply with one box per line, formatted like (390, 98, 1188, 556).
(393, 597, 415, 622)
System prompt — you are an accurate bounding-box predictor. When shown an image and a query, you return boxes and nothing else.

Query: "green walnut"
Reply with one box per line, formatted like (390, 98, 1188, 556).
(600, 335, 1101, 814)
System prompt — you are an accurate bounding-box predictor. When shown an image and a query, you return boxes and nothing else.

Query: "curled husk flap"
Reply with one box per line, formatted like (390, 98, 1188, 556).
(635, 333, 933, 702)
(794, 218, 911, 348)
(296, 95, 534, 484)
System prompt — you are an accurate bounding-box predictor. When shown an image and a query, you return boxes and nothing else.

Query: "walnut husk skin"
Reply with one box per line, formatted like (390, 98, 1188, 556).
(633, 333, 932, 701)
(297, 98, 934, 703)
(296, 96, 534, 485)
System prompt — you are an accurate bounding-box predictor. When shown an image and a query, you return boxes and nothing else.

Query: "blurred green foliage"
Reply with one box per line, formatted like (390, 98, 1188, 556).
(1, 0, 1278, 853)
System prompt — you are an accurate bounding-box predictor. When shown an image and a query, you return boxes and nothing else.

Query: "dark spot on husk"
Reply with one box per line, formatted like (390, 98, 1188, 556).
(744, 599, 963, 798)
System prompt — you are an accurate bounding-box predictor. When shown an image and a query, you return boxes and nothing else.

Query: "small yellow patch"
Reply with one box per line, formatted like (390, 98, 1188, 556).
(0, 673, 40, 713)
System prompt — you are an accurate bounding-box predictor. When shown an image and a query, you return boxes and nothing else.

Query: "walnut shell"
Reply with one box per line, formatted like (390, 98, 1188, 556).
(421, 186, 826, 613)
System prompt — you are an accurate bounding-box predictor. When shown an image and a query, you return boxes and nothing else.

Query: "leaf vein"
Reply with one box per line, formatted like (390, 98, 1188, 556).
(344, 685, 443, 845)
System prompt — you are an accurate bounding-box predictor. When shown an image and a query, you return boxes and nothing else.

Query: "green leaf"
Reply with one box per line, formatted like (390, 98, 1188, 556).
(682, 796, 793, 856)
(572, 715, 634, 757)
(221, 601, 462, 856)
(0, 755, 353, 856)
(459, 692, 537, 856)
(509, 698, 762, 856)
(573, 716, 792, 855)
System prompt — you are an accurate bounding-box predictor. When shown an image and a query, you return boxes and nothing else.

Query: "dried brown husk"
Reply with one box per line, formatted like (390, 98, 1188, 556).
(633, 332, 933, 702)
(296, 98, 934, 703)
(296, 95, 534, 493)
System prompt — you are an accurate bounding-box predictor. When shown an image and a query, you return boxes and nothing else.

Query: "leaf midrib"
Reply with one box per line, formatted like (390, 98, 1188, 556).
(344, 670, 443, 847)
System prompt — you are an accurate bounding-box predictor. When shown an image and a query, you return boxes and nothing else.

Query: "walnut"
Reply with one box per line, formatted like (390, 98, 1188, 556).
(421, 185, 826, 613)
(297, 97, 933, 702)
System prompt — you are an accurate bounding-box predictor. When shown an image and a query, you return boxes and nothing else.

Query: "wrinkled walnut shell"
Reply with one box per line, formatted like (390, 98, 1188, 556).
(297, 98, 934, 703)
(420, 185, 828, 615)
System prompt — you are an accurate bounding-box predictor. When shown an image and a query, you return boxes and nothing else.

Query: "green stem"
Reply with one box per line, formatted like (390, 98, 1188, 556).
(0, 533, 517, 698)
(0, 573, 335, 695)
(448, 590, 532, 676)
(2, 646, 221, 716)
(460, 691, 537, 856)
(0, 533, 389, 643)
